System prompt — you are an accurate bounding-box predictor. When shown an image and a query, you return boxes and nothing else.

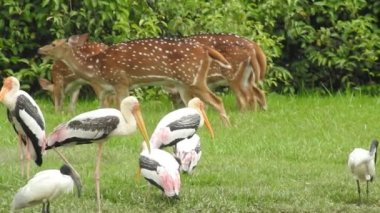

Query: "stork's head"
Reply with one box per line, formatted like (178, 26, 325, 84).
(121, 96, 151, 152)
(188, 97, 214, 139)
(60, 164, 82, 197)
(370, 139, 379, 164)
(0, 76, 20, 102)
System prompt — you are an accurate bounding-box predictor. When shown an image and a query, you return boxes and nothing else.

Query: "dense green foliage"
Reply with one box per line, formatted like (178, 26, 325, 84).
(0, 0, 379, 94)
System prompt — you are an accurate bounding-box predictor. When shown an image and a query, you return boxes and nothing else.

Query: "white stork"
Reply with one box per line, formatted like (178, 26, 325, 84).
(139, 141, 181, 199)
(45, 96, 150, 212)
(11, 164, 81, 213)
(149, 97, 214, 149)
(0, 76, 45, 178)
(348, 139, 378, 202)
(174, 134, 202, 174)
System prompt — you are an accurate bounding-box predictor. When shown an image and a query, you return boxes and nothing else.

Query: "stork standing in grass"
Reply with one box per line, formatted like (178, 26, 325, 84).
(11, 164, 81, 213)
(149, 97, 214, 149)
(0, 76, 45, 178)
(174, 134, 202, 174)
(45, 96, 150, 212)
(348, 139, 378, 202)
(139, 141, 181, 199)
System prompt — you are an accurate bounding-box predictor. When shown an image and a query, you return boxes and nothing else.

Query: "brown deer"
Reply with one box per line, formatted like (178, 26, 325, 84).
(39, 37, 109, 112)
(39, 62, 84, 113)
(39, 34, 116, 108)
(38, 34, 232, 124)
(186, 34, 267, 111)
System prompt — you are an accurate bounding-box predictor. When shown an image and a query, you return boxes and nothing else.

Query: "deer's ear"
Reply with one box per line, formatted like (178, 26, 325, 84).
(68, 33, 89, 47)
(39, 78, 54, 92)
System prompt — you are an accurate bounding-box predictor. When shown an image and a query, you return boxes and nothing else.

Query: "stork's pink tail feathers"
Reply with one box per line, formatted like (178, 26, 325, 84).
(40, 135, 47, 154)
(159, 169, 181, 198)
(45, 123, 68, 149)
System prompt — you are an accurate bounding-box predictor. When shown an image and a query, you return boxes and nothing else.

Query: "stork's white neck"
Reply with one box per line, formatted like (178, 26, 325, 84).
(2, 88, 20, 109)
(120, 103, 137, 130)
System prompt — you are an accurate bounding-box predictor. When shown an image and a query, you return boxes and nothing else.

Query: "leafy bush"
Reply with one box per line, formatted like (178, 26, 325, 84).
(277, 0, 380, 93)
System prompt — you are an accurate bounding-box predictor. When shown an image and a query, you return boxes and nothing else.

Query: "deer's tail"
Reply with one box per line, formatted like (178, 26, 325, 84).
(204, 46, 231, 69)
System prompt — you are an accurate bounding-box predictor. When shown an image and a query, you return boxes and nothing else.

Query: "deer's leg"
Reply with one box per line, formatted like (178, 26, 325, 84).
(229, 80, 248, 111)
(191, 85, 230, 126)
(104, 94, 117, 108)
(246, 51, 266, 109)
(53, 84, 63, 113)
(249, 50, 261, 84)
(90, 82, 110, 108)
(247, 51, 268, 110)
(163, 85, 185, 108)
(190, 56, 230, 125)
(68, 86, 81, 113)
(114, 84, 130, 107)
(229, 60, 253, 111)
(248, 70, 267, 110)
(177, 85, 193, 106)
(251, 83, 267, 110)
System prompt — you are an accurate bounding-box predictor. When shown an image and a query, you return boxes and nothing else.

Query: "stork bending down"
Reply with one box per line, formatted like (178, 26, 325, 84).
(139, 141, 181, 198)
(174, 134, 202, 173)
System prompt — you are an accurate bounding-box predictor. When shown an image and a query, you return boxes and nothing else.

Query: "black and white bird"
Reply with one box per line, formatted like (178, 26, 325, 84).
(149, 97, 214, 149)
(45, 96, 150, 212)
(0, 76, 45, 178)
(11, 164, 81, 213)
(174, 134, 202, 174)
(139, 141, 181, 198)
(348, 139, 379, 202)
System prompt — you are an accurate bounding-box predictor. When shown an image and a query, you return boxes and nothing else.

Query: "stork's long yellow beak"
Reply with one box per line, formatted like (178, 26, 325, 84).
(200, 108, 215, 140)
(0, 86, 9, 101)
(133, 105, 151, 152)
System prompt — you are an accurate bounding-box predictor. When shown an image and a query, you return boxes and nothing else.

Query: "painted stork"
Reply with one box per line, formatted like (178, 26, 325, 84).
(174, 134, 201, 174)
(348, 139, 378, 202)
(149, 97, 214, 149)
(44, 96, 150, 212)
(139, 141, 181, 198)
(11, 164, 81, 213)
(0, 76, 45, 178)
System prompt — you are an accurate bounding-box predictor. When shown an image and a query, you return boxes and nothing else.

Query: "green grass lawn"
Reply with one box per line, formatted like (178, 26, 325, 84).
(1, 93, 380, 212)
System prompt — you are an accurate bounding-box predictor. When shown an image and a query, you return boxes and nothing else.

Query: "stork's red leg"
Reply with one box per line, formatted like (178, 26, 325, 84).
(18, 134, 24, 178)
(26, 139, 31, 179)
(52, 148, 81, 181)
(95, 143, 103, 213)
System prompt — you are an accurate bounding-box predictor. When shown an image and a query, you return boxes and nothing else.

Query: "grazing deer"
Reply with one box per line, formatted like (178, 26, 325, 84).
(39, 37, 109, 112)
(39, 62, 84, 113)
(38, 34, 232, 124)
(39, 34, 116, 109)
(186, 34, 267, 111)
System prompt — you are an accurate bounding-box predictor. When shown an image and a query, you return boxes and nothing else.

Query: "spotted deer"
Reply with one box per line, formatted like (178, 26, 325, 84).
(39, 34, 116, 108)
(186, 34, 267, 111)
(163, 34, 267, 111)
(39, 36, 109, 112)
(38, 34, 232, 124)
